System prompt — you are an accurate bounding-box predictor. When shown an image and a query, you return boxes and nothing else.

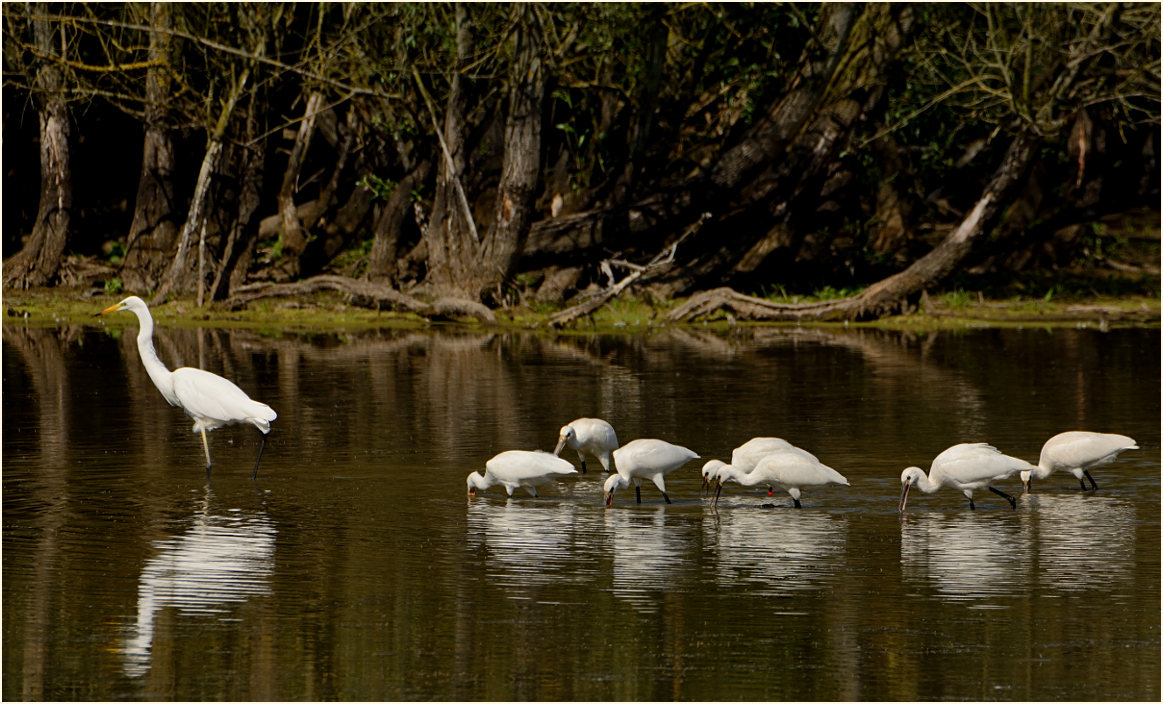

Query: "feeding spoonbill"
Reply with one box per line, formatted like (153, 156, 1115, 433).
(604, 439, 699, 505)
(1020, 431, 1138, 492)
(98, 296, 277, 480)
(899, 443, 1034, 512)
(701, 438, 819, 495)
(467, 450, 578, 498)
(554, 418, 619, 473)
(715, 449, 849, 508)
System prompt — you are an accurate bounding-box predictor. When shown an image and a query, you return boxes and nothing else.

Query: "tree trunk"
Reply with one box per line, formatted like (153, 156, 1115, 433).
(3, 5, 71, 290)
(271, 90, 324, 281)
(152, 67, 249, 304)
(120, 2, 178, 293)
(421, 2, 480, 295)
(366, 158, 433, 283)
(210, 96, 265, 301)
(479, 5, 545, 300)
(665, 133, 1040, 322)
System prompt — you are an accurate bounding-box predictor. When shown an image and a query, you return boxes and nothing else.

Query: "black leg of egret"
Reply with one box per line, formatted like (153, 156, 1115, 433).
(635, 485, 642, 504)
(580, 458, 587, 474)
(662, 491, 671, 505)
(251, 432, 268, 480)
(1083, 470, 1098, 491)
(793, 498, 802, 509)
(989, 485, 1016, 509)
(968, 497, 976, 510)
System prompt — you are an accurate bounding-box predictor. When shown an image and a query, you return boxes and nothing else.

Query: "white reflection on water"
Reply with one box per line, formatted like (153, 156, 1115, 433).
(1021, 493, 1135, 592)
(900, 513, 1031, 602)
(466, 500, 599, 593)
(604, 507, 694, 612)
(121, 492, 276, 677)
(708, 508, 848, 595)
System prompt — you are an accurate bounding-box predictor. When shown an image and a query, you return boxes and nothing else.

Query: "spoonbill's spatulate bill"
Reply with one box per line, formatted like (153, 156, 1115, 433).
(554, 418, 618, 474)
(605, 438, 699, 505)
(899, 443, 1034, 512)
(715, 449, 848, 508)
(467, 450, 578, 498)
(1021, 431, 1138, 492)
(98, 296, 277, 480)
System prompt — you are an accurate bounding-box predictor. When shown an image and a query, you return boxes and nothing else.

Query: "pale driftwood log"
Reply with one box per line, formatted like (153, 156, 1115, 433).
(548, 214, 709, 328)
(222, 274, 496, 323)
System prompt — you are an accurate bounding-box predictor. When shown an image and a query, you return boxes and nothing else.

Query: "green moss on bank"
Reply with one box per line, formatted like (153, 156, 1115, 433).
(2, 285, 1158, 334)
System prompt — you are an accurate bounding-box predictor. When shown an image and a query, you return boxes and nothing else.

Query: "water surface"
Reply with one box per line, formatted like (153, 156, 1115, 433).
(4, 322, 1159, 700)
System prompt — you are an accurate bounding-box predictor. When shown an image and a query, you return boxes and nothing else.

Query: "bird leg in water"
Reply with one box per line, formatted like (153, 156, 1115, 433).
(201, 428, 213, 479)
(988, 485, 1017, 509)
(1083, 470, 1098, 491)
(662, 491, 671, 505)
(635, 485, 642, 504)
(251, 432, 268, 481)
(579, 458, 587, 474)
(792, 498, 802, 509)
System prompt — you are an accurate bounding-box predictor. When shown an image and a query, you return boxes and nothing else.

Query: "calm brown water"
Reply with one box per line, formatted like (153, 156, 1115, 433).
(3, 321, 1159, 701)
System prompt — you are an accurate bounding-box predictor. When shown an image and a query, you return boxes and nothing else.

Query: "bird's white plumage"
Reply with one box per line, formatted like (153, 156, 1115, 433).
(1020, 431, 1137, 491)
(467, 450, 578, 497)
(605, 438, 699, 505)
(731, 437, 817, 469)
(554, 418, 619, 473)
(716, 449, 848, 508)
(702, 438, 818, 494)
(99, 295, 276, 477)
(899, 442, 1033, 511)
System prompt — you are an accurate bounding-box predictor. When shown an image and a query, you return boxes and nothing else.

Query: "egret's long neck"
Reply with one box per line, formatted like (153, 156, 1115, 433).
(131, 307, 177, 405)
(915, 471, 943, 494)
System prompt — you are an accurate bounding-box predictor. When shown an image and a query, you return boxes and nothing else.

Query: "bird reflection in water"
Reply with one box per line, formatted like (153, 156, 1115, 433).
(466, 500, 596, 593)
(121, 488, 276, 677)
(899, 513, 1029, 602)
(708, 509, 848, 596)
(605, 507, 695, 612)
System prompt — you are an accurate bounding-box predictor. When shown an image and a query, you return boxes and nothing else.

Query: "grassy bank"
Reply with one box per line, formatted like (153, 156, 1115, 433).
(2, 284, 1158, 334)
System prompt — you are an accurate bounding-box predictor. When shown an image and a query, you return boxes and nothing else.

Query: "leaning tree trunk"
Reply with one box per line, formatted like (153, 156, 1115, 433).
(120, 2, 178, 293)
(419, 2, 481, 295)
(366, 158, 432, 283)
(152, 67, 249, 304)
(3, 6, 71, 290)
(270, 90, 324, 282)
(210, 95, 265, 301)
(478, 5, 545, 301)
(665, 133, 1040, 322)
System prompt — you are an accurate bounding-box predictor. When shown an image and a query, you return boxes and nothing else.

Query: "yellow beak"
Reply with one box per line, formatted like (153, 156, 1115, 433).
(98, 303, 122, 316)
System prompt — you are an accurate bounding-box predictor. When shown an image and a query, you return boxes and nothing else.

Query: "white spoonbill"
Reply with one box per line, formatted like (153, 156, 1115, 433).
(98, 296, 277, 480)
(1020, 431, 1138, 492)
(715, 449, 849, 508)
(604, 439, 699, 505)
(701, 438, 819, 496)
(554, 418, 618, 473)
(467, 450, 578, 498)
(899, 443, 1034, 512)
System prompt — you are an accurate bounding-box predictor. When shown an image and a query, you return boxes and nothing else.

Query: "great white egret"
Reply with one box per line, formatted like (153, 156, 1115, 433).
(553, 418, 618, 473)
(98, 296, 277, 480)
(467, 450, 578, 497)
(604, 438, 699, 505)
(899, 443, 1034, 512)
(715, 449, 849, 508)
(1020, 430, 1138, 492)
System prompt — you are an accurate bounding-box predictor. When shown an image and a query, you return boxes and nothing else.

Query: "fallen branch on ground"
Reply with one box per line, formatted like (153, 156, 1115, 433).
(547, 214, 710, 328)
(222, 274, 497, 323)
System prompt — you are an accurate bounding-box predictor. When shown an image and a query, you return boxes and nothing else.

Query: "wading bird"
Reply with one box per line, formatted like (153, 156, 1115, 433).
(1020, 431, 1138, 492)
(604, 438, 699, 505)
(467, 450, 578, 498)
(701, 438, 818, 496)
(899, 443, 1034, 512)
(98, 296, 277, 480)
(715, 449, 849, 508)
(554, 418, 618, 473)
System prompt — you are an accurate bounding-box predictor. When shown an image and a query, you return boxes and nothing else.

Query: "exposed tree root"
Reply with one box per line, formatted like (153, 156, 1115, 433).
(223, 274, 496, 323)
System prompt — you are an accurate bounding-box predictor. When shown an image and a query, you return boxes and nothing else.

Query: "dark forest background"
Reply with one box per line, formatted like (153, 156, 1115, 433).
(3, 3, 1159, 321)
